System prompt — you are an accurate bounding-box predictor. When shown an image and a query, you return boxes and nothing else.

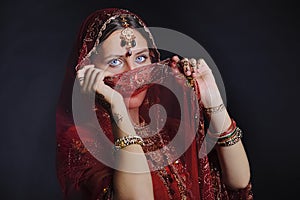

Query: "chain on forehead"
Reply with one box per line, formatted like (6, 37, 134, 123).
(84, 14, 158, 59)
(75, 12, 160, 71)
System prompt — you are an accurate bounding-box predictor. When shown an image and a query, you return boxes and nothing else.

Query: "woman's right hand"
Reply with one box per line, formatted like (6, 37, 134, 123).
(76, 64, 123, 106)
(77, 64, 135, 138)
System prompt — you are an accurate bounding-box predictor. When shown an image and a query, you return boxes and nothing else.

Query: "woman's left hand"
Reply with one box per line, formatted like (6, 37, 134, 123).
(170, 56, 223, 108)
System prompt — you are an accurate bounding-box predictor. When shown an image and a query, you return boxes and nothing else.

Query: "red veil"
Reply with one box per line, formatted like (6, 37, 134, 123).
(56, 8, 253, 200)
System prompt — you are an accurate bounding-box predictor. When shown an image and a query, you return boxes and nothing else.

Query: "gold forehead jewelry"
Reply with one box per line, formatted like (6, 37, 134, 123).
(119, 16, 136, 57)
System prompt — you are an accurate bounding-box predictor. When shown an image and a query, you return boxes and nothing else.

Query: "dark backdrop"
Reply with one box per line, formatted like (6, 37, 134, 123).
(1, 0, 299, 199)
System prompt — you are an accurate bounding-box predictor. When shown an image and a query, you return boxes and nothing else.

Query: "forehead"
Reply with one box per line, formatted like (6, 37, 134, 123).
(99, 29, 148, 56)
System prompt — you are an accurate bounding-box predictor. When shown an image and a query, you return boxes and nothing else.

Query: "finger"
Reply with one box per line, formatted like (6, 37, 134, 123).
(197, 58, 211, 69)
(82, 67, 95, 93)
(197, 58, 202, 68)
(94, 72, 116, 103)
(76, 64, 94, 86)
(76, 69, 85, 86)
(182, 58, 191, 76)
(197, 59, 212, 74)
(92, 68, 113, 93)
(87, 68, 99, 93)
(189, 58, 197, 72)
(77, 76, 84, 86)
(172, 55, 180, 62)
(169, 55, 180, 68)
(77, 64, 94, 75)
(93, 70, 104, 93)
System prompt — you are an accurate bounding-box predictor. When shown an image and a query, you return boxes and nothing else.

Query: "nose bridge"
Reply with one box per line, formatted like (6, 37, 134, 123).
(125, 57, 136, 70)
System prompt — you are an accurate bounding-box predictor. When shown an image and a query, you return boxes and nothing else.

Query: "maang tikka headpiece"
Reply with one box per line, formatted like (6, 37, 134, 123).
(119, 15, 136, 57)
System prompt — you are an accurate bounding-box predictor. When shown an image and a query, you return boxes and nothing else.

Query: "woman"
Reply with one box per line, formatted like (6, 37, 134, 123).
(56, 8, 253, 199)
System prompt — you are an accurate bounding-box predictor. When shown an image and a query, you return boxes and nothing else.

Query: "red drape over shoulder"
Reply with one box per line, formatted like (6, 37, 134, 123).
(56, 8, 253, 200)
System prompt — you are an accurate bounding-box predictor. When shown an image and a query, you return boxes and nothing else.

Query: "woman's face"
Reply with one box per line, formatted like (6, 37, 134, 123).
(92, 29, 151, 109)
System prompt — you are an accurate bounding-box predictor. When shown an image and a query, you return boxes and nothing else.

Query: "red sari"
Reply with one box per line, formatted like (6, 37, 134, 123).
(56, 8, 253, 199)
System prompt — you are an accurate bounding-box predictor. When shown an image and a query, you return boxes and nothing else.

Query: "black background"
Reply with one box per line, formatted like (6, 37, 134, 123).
(1, 0, 299, 199)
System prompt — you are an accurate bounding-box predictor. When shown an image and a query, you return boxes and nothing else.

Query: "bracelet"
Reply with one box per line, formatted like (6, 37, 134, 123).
(206, 118, 243, 147)
(208, 118, 236, 138)
(217, 127, 243, 147)
(114, 135, 144, 151)
(204, 103, 225, 114)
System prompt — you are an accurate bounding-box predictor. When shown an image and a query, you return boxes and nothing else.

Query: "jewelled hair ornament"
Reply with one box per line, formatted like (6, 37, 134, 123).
(75, 9, 160, 72)
(119, 16, 136, 56)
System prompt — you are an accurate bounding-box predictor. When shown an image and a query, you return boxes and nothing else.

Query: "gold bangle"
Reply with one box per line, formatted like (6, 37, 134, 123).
(114, 135, 144, 151)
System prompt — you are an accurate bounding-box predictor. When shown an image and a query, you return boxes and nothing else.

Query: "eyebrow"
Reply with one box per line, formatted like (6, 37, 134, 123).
(103, 48, 149, 61)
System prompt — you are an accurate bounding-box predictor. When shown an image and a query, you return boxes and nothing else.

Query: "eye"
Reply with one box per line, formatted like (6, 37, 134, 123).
(108, 58, 123, 68)
(135, 55, 148, 63)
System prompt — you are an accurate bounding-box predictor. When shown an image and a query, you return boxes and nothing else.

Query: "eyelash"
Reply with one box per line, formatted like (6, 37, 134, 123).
(107, 54, 149, 68)
(135, 54, 148, 63)
(108, 58, 123, 68)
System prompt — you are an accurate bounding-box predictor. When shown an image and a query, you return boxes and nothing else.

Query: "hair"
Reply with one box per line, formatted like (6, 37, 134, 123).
(95, 15, 159, 63)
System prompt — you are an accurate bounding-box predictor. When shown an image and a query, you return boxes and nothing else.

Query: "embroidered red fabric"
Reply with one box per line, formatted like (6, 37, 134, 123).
(56, 8, 253, 200)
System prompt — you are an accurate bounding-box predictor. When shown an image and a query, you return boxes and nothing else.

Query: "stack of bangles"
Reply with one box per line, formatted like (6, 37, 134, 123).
(205, 104, 243, 147)
(114, 135, 145, 151)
